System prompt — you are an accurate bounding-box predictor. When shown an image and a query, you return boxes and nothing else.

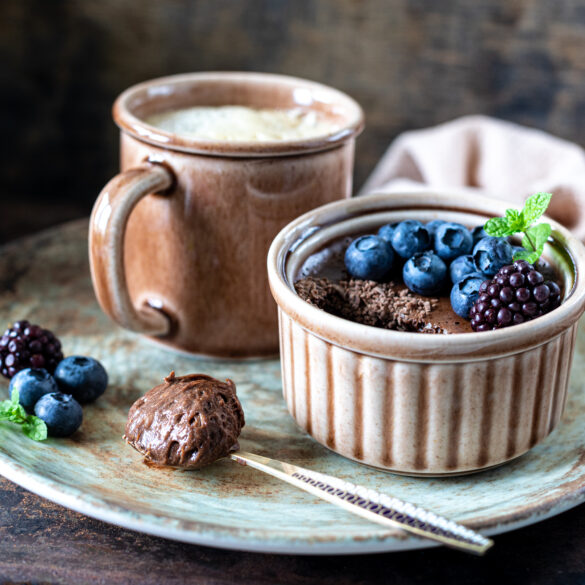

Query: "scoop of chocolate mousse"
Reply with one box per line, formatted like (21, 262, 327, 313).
(124, 372, 245, 469)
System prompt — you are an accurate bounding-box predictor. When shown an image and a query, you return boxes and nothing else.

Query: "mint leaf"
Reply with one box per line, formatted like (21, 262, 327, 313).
(484, 217, 514, 237)
(516, 223, 552, 265)
(22, 416, 48, 441)
(0, 399, 13, 417)
(513, 248, 540, 264)
(526, 223, 552, 250)
(505, 209, 524, 233)
(484, 192, 553, 264)
(521, 192, 553, 226)
(0, 402, 22, 422)
(0, 390, 26, 423)
(0, 390, 18, 418)
(0, 389, 47, 441)
(5, 407, 27, 423)
(521, 224, 551, 255)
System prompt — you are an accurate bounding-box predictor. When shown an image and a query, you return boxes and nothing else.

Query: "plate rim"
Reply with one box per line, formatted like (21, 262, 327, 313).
(2, 434, 585, 555)
(2, 220, 585, 555)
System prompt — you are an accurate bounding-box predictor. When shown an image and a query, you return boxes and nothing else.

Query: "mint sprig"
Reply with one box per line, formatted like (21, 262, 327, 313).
(0, 390, 47, 441)
(484, 192, 553, 264)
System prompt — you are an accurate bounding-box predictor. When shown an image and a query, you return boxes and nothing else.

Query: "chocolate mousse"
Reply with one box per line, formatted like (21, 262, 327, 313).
(124, 372, 245, 469)
(294, 235, 472, 334)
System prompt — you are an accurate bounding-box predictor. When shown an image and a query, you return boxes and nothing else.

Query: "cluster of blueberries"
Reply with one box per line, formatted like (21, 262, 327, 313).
(344, 219, 515, 319)
(9, 356, 108, 437)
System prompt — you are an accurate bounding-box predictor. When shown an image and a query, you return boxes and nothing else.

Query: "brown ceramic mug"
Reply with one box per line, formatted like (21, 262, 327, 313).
(89, 72, 364, 357)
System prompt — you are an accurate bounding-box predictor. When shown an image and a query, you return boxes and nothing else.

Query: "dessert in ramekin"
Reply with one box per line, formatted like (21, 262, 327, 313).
(267, 191, 585, 475)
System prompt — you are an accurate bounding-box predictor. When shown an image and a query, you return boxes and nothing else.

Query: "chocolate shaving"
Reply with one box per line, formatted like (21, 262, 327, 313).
(295, 277, 444, 333)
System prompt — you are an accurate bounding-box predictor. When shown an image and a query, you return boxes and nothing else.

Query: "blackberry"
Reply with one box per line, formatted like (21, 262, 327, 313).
(469, 261, 561, 332)
(0, 320, 64, 379)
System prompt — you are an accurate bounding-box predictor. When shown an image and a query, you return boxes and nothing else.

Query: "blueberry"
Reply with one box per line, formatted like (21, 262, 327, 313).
(434, 222, 473, 261)
(449, 255, 478, 284)
(473, 237, 513, 276)
(391, 220, 431, 259)
(377, 222, 399, 243)
(403, 251, 448, 296)
(34, 392, 83, 437)
(344, 235, 394, 281)
(470, 226, 488, 246)
(450, 273, 487, 319)
(426, 219, 448, 238)
(54, 356, 108, 404)
(9, 368, 58, 413)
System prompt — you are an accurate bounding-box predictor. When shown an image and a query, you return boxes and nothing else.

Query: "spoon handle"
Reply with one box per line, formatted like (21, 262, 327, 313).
(229, 450, 493, 555)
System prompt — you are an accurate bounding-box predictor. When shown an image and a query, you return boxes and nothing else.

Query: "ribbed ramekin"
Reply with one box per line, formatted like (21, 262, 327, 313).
(267, 191, 585, 475)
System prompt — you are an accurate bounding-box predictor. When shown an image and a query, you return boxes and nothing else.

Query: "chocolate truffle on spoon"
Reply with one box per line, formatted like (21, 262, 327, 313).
(124, 372, 245, 469)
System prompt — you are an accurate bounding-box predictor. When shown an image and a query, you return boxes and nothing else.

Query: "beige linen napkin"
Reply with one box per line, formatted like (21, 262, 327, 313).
(359, 115, 585, 240)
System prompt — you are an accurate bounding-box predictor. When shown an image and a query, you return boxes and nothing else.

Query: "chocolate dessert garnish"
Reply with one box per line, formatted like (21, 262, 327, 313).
(124, 372, 245, 469)
(294, 194, 563, 334)
(295, 277, 443, 333)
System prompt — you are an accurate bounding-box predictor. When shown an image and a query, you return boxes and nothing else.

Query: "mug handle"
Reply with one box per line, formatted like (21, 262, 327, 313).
(89, 161, 175, 336)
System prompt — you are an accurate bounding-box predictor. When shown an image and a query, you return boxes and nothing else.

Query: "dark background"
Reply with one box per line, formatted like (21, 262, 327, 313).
(2, 0, 585, 243)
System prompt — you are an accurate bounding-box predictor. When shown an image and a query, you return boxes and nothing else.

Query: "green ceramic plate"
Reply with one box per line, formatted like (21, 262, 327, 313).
(1, 221, 585, 555)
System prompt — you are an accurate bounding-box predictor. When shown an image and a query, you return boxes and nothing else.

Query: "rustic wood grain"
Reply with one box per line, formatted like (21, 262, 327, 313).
(2, 0, 585, 240)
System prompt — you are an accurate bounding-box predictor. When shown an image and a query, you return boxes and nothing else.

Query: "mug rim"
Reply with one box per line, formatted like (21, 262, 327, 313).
(267, 190, 585, 362)
(113, 71, 365, 157)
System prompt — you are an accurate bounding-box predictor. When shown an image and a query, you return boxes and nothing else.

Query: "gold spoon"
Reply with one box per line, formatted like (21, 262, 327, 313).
(230, 450, 493, 555)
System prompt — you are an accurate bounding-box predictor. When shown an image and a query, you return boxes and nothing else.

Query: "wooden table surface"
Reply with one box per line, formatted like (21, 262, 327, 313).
(1, 475, 585, 585)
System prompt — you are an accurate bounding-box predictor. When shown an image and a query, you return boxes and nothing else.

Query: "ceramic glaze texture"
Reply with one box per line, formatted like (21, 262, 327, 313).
(268, 192, 585, 475)
(279, 316, 577, 474)
(90, 72, 364, 357)
(119, 135, 355, 356)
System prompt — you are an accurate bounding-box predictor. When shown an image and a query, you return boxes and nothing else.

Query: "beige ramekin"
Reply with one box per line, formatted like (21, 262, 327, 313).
(267, 191, 585, 476)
